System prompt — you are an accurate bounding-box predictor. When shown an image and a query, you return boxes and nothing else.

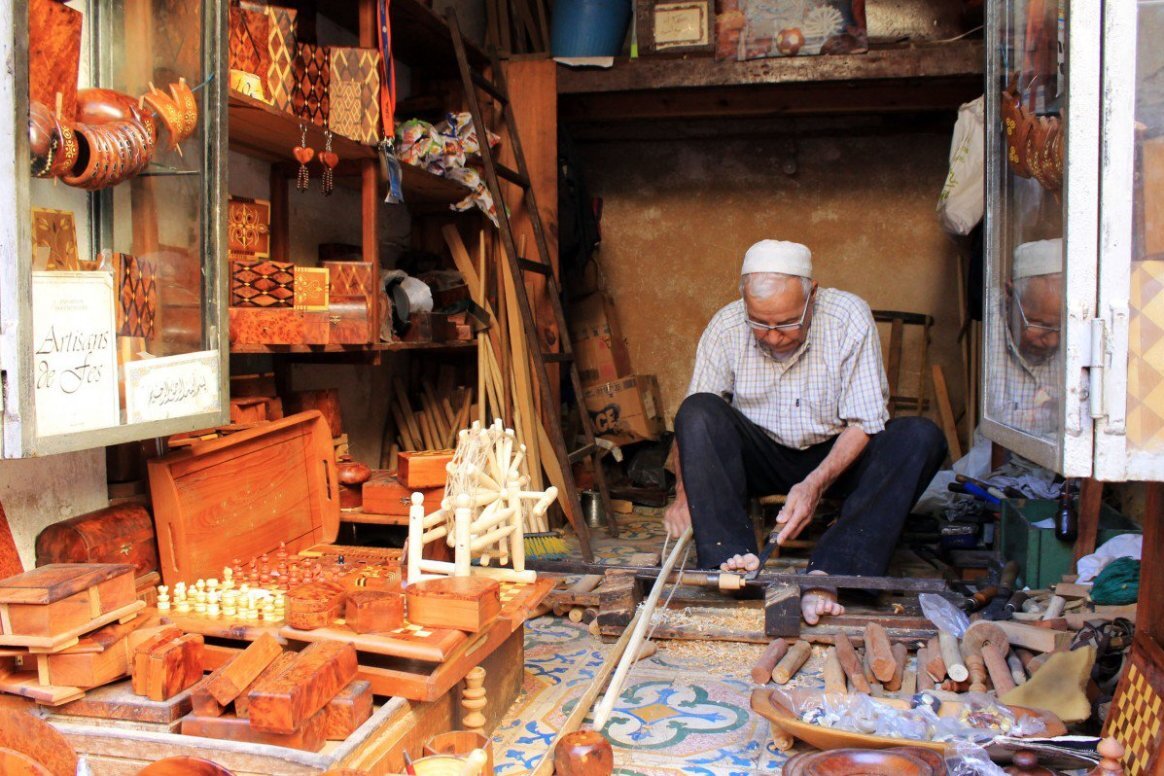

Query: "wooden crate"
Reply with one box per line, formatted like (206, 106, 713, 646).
(147, 412, 340, 585)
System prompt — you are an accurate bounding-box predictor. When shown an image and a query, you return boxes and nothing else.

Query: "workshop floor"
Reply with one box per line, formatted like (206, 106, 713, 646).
(491, 510, 815, 775)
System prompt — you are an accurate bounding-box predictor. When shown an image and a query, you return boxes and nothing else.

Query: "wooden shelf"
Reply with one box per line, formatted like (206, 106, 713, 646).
(557, 40, 985, 122)
(229, 340, 476, 355)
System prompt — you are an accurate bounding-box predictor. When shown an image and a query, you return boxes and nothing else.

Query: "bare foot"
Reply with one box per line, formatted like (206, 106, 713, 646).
(801, 570, 845, 626)
(720, 553, 760, 573)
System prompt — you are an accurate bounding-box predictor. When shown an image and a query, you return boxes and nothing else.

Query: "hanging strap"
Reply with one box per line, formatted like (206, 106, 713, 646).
(377, 0, 397, 139)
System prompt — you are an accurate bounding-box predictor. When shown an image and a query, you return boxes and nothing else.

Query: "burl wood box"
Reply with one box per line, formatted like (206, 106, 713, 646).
(35, 504, 159, 580)
(147, 412, 340, 585)
(285, 580, 346, 630)
(0, 564, 140, 647)
(328, 296, 374, 345)
(361, 471, 441, 516)
(229, 306, 329, 345)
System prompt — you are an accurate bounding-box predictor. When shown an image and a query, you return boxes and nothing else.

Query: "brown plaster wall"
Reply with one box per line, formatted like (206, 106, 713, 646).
(577, 129, 966, 430)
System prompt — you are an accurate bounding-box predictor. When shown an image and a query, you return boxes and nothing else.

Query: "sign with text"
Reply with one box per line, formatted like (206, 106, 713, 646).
(32, 272, 120, 436)
(125, 350, 221, 424)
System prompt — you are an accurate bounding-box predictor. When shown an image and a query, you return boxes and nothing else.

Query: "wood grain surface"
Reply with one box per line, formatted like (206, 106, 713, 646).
(34, 504, 158, 579)
(322, 679, 372, 740)
(343, 590, 404, 634)
(406, 577, 500, 633)
(246, 640, 357, 734)
(0, 707, 78, 776)
(181, 709, 328, 752)
(204, 632, 281, 705)
(235, 651, 296, 719)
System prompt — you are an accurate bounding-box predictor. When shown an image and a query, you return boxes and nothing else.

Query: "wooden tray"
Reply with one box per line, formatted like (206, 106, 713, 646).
(148, 412, 339, 585)
(750, 689, 1067, 753)
(280, 622, 467, 663)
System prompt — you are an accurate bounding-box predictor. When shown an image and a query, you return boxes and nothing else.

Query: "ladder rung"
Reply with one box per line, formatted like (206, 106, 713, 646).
(568, 444, 597, 464)
(471, 70, 508, 103)
(518, 258, 550, 275)
(495, 163, 530, 188)
(542, 352, 574, 363)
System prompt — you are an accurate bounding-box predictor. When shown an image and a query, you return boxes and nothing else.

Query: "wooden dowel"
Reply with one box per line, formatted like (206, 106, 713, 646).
(1042, 595, 1066, 620)
(1007, 651, 1027, 685)
(823, 648, 846, 695)
(939, 632, 968, 682)
(861, 647, 877, 687)
(833, 632, 870, 694)
(772, 641, 812, 684)
(865, 623, 896, 683)
(917, 645, 935, 691)
(900, 665, 917, 697)
(750, 639, 788, 685)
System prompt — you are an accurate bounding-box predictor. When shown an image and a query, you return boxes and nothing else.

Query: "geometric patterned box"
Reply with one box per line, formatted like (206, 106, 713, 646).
(113, 252, 157, 339)
(231, 259, 295, 308)
(322, 260, 376, 308)
(240, 2, 298, 114)
(1128, 259, 1164, 453)
(229, 7, 271, 99)
(292, 43, 329, 129)
(228, 196, 272, 260)
(293, 267, 330, 311)
(329, 47, 381, 146)
(1103, 633, 1164, 776)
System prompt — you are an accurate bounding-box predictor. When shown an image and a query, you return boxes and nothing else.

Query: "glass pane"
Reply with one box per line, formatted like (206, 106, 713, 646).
(26, 0, 216, 437)
(985, 0, 1067, 441)
(1129, 0, 1164, 454)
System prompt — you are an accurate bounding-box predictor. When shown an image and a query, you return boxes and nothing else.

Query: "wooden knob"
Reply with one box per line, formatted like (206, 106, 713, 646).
(554, 729, 613, 776)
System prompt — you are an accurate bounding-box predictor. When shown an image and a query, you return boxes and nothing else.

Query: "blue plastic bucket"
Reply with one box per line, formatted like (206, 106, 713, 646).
(551, 0, 632, 57)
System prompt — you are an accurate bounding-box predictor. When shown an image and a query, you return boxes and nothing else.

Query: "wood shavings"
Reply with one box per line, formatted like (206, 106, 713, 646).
(655, 639, 768, 669)
(649, 605, 765, 632)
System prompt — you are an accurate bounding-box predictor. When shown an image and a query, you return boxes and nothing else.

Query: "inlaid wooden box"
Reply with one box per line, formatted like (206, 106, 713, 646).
(285, 581, 346, 631)
(231, 259, 294, 308)
(35, 504, 159, 580)
(227, 197, 272, 259)
(344, 590, 404, 634)
(0, 564, 140, 649)
(229, 307, 329, 345)
(405, 577, 500, 633)
(328, 296, 374, 345)
(322, 261, 376, 304)
(239, 2, 298, 114)
(294, 267, 330, 311)
(361, 471, 441, 516)
(328, 47, 382, 146)
(147, 412, 340, 585)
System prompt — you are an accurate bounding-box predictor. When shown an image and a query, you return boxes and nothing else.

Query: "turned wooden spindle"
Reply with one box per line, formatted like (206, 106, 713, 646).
(461, 666, 487, 734)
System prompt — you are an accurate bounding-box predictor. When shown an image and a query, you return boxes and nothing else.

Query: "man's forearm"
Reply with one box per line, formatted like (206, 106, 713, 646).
(805, 425, 869, 491)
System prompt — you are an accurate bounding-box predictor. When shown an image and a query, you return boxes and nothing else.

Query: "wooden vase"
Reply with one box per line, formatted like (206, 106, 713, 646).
(553, 729, 613, 776)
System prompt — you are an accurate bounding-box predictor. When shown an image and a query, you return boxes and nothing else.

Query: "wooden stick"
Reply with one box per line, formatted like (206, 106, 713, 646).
(750, 639, 788, 684)
(865, 623, 896, 683)
(917, 645, 935, 691)
(772, 641, 812, 685)
(593, 527, 693, 729)
(900, 665, 917, 697)
(823, 648, 846, 695)
(1042, 595, 1066, 620)
(1006, 651, 1027, 685)
(983, 643, 1016, 694)
(939, 632, 969, 682)
(884, 642, 908, 692)
(833, 632, 870, 694)
(925, 636, 946, 681)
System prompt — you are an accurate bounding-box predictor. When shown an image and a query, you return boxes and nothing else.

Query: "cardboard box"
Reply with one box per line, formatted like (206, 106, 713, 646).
(583, 375, 664, 446)
(568, 293, 633, 387)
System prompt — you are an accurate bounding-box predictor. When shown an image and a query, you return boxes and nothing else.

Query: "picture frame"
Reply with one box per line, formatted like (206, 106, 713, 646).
(636, 0, 715, 56)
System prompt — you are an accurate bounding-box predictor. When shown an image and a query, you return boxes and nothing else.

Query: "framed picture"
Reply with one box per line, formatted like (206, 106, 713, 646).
(636, 0, 715, 56)
(714, 0, 867, 61)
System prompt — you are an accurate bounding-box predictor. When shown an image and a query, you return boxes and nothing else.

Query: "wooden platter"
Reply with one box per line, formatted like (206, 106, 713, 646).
(750, 689, 1066, 753)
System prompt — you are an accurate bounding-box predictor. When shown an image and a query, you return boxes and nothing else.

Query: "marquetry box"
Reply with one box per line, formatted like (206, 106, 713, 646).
(397, 450, 454, 489)
(239, 2, 298, 114)
(147, 412, 340, 585)
(231, 259, 293, 308)
(228, 197, 272, 260)
(113, 252, 157, 339)
(323, 260, 377, 308)
(229, 6, 271, 99)
(327, 297, 374, 345)
(292, 42, 330, 128)
(328, 46, 382, 146)
(0, 564, 139, 649)
(405, 577, 500, 633)
(35, 504, 159, 580)
(229, 307, 330, 345)
(285, 580, 347, 631)
(294, 267, 330, 311)
(344, 591, 405, 634)
(361, 471, 442, 516)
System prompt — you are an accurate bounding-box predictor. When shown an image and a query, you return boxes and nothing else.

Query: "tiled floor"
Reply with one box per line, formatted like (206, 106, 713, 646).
(491, 510, 816, 775)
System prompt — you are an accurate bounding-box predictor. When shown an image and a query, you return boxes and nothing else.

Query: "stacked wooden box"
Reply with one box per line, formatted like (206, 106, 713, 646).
(0, 563, 148, 706)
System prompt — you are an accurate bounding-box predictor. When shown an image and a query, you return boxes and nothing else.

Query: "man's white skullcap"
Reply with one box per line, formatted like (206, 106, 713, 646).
(741, 240, 813, 279)
(1013, 238, 1062, 279)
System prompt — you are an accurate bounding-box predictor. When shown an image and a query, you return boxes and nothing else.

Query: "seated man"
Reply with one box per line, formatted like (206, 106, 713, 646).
(663, 240, 947, 624)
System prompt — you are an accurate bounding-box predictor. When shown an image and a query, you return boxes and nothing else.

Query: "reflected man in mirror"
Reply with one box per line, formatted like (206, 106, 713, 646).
(987, 238, 1063, 437)
(663, 240, 947, 624)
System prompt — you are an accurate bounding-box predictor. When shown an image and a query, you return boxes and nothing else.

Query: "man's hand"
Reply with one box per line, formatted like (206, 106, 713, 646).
(775, 478, 823, 544)
(663, 497, 692, 539)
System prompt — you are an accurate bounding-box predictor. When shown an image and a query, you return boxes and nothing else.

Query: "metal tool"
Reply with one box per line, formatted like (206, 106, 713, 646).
(746, 527, 781, 581)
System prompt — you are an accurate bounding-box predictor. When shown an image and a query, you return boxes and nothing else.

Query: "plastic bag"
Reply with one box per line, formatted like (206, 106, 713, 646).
(937, 95, 985, 235)
(945, 741, 1008, 776)
(920, 593, 971, 637)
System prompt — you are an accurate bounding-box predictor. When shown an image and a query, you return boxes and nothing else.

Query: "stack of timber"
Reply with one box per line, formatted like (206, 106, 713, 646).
(0, 564, 148, 706)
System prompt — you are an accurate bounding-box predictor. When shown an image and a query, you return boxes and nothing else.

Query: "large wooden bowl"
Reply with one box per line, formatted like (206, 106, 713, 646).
(751, 689, 1067, 753)
(783, 747, 945, 776)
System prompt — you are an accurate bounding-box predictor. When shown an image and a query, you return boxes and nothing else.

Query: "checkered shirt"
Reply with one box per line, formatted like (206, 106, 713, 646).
(686, 288, 889, 450)
(985, 298, 1061, 436)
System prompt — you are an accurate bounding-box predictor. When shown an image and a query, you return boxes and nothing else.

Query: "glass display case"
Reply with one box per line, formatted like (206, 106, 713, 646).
(1, 0, 229, 457)
(984, 0, 1164, 482)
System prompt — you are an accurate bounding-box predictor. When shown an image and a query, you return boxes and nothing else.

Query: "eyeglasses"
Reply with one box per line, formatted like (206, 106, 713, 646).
(1015, 295, 1061, 333)
(745, 289, 815, 332)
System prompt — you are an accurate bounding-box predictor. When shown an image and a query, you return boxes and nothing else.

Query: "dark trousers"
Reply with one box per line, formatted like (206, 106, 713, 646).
(674, 393, 947, 574)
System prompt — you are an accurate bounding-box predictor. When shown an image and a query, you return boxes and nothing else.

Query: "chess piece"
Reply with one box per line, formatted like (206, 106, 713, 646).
(462, 666, 487, 734)
(207, 592, 221, 617)
(157, 585, 171, 611)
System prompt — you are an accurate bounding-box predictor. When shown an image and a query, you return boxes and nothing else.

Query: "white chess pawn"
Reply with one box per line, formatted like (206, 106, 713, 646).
(195, 578, 206, 592)
(207, 592, 221, 617)
(156, 586, 171, 611)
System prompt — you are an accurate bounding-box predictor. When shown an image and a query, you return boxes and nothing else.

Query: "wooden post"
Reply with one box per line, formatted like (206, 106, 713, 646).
(407, 494, 426, 584)
(1073, 478, 1104, 562)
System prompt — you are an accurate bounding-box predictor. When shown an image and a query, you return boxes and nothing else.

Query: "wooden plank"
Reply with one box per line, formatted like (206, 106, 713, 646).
(995, 621, 1075, 653)
(931, 364, 962, 460)
(181, 710, 327, 752)
(204, 632, 282, 705)
(247, 641, 358, 734)
(1073, 478, 1104, 561)
(322, 680, 373, 740)
(280, 621, 467, 662)
(54, 678, 195, 724)
(236, 652, 298, 719)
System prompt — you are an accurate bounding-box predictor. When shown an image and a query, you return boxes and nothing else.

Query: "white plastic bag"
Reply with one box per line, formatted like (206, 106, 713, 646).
(937, 96, 985, 235)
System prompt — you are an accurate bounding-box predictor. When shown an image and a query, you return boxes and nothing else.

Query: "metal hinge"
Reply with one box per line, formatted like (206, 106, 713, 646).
(1084, 317, 1107, 420)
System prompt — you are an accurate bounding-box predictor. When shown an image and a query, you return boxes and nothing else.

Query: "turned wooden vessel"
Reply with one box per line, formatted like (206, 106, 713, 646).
(553, 729, 613, 776)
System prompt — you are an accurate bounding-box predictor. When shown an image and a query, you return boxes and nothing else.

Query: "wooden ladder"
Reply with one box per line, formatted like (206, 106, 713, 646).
(447, 10, 618, 560)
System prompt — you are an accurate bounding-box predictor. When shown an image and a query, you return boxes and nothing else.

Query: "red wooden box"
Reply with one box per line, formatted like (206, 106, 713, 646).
(35, 504, 159, 580)
(147, 412, 340, 585)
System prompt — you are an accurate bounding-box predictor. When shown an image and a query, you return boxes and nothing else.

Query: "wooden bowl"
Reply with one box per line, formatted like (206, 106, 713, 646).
(423, 731, 493, 774)
(751, 689, 1066, 754)
(784, 747, 942, 776)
